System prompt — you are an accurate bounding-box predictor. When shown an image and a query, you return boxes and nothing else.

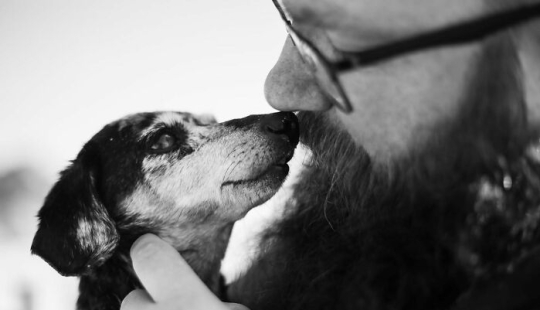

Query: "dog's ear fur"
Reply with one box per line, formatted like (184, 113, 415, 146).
(31, 143, 119, 276)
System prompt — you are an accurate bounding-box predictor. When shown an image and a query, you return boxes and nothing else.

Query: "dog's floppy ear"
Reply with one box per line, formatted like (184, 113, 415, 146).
(31, 143, 119, 276)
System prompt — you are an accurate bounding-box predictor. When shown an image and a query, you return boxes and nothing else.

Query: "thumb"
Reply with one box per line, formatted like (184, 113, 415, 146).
(225, 303, 250, 310)
(130, 234, 222, 307)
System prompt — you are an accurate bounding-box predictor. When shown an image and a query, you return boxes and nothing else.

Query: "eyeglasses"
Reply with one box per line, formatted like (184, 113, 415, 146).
(272, 0, 540, 113)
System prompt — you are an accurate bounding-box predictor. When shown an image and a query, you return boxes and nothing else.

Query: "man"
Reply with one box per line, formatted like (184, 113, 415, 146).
(121, 0, 540, 309)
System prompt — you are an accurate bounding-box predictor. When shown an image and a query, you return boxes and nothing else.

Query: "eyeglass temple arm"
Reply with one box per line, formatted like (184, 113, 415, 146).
(335, 2, 540, 71)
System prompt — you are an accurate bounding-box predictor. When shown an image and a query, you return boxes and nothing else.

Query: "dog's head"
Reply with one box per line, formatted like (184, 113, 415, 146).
(31, 111, 298, 276)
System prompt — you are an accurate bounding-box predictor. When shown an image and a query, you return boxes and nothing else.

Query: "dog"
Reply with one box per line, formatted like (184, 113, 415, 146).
(31, 111, 299, 310)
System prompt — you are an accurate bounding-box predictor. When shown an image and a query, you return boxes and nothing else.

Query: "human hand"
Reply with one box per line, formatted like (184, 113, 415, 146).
(120, 234, 248, 310)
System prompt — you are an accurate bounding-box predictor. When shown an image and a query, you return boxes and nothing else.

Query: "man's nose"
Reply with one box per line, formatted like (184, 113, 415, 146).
(260, 112, 299, 146)
(264, 38, 332, 112)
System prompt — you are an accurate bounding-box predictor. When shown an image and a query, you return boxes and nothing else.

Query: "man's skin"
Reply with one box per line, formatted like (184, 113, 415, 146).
(121, 0, 540, 309)
(266, 0, 488, 163)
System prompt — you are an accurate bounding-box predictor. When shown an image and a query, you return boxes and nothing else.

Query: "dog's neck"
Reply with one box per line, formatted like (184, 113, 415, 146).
(158, 222, 235, 293)
(116, 220, 235, 291)
(77, 222, 235, 310)
(113, 194, 240, 293)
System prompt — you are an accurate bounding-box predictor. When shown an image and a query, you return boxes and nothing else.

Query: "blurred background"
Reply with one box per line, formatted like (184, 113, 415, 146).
(0, 1, 290, 309)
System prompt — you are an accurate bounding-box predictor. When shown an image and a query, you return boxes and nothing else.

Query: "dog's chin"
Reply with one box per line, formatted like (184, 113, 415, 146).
(222, 162, 289, 189)
(222, 145, 294, 186)
(221, 161, 290, 208)
(226, 163, 289, 186)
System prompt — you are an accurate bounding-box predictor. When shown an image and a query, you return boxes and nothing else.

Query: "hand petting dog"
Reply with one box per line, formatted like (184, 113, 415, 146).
(31, 111, 298, 310)
(121, 234, 248, 310)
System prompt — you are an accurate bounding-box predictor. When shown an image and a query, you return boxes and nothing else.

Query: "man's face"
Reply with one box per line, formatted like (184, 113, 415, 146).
(265, 0, 489, 163)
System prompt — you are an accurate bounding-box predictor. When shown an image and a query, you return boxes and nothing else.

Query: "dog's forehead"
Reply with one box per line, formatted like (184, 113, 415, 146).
(139, 112, 203, 137)
(153, 112, 198, 127)
(151, 112, 215, 127)
(114, 112, 211, 137)
(116, 113, 154, 132)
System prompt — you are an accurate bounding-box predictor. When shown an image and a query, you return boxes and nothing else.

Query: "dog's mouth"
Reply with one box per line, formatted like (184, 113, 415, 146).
(221, 149, 295, 188)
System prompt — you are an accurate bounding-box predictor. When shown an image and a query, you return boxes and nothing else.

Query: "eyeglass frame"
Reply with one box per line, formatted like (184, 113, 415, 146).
(272, 0, 540, 113)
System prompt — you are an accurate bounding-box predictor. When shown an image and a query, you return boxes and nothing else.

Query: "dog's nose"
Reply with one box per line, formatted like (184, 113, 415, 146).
(261, 112, 299, 145)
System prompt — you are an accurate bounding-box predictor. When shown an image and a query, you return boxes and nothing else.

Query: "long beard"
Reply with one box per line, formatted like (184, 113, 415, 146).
(266, 36, 540, 310)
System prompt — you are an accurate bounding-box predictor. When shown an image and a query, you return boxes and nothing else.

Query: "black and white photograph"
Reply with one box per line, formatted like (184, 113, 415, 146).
(2, 1, 540, 310)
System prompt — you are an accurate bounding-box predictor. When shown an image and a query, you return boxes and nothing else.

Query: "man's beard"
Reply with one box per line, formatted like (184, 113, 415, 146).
(266, 36, 540, 309)
(270, 109, 474, 309)
(291, 31, 538, 269)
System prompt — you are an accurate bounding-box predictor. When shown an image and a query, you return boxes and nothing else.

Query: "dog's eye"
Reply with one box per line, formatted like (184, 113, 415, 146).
(150, 133, 176, 152)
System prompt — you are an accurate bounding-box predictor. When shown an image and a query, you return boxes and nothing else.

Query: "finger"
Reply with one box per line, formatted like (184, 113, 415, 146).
(120, 289, 153, 310)
(224, 302, 251, 310)
(130, 234, 221, 305)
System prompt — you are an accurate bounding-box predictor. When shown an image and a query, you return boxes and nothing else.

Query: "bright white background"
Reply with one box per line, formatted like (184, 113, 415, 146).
(0, 0, 285, 179)
(0, 1, 288, 310)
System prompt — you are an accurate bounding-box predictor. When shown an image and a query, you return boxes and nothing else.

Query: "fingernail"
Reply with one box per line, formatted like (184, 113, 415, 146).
(131, 234, 160, 259)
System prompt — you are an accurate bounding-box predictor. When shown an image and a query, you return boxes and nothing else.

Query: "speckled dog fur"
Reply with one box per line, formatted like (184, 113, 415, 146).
(31, 111, 298, 310)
